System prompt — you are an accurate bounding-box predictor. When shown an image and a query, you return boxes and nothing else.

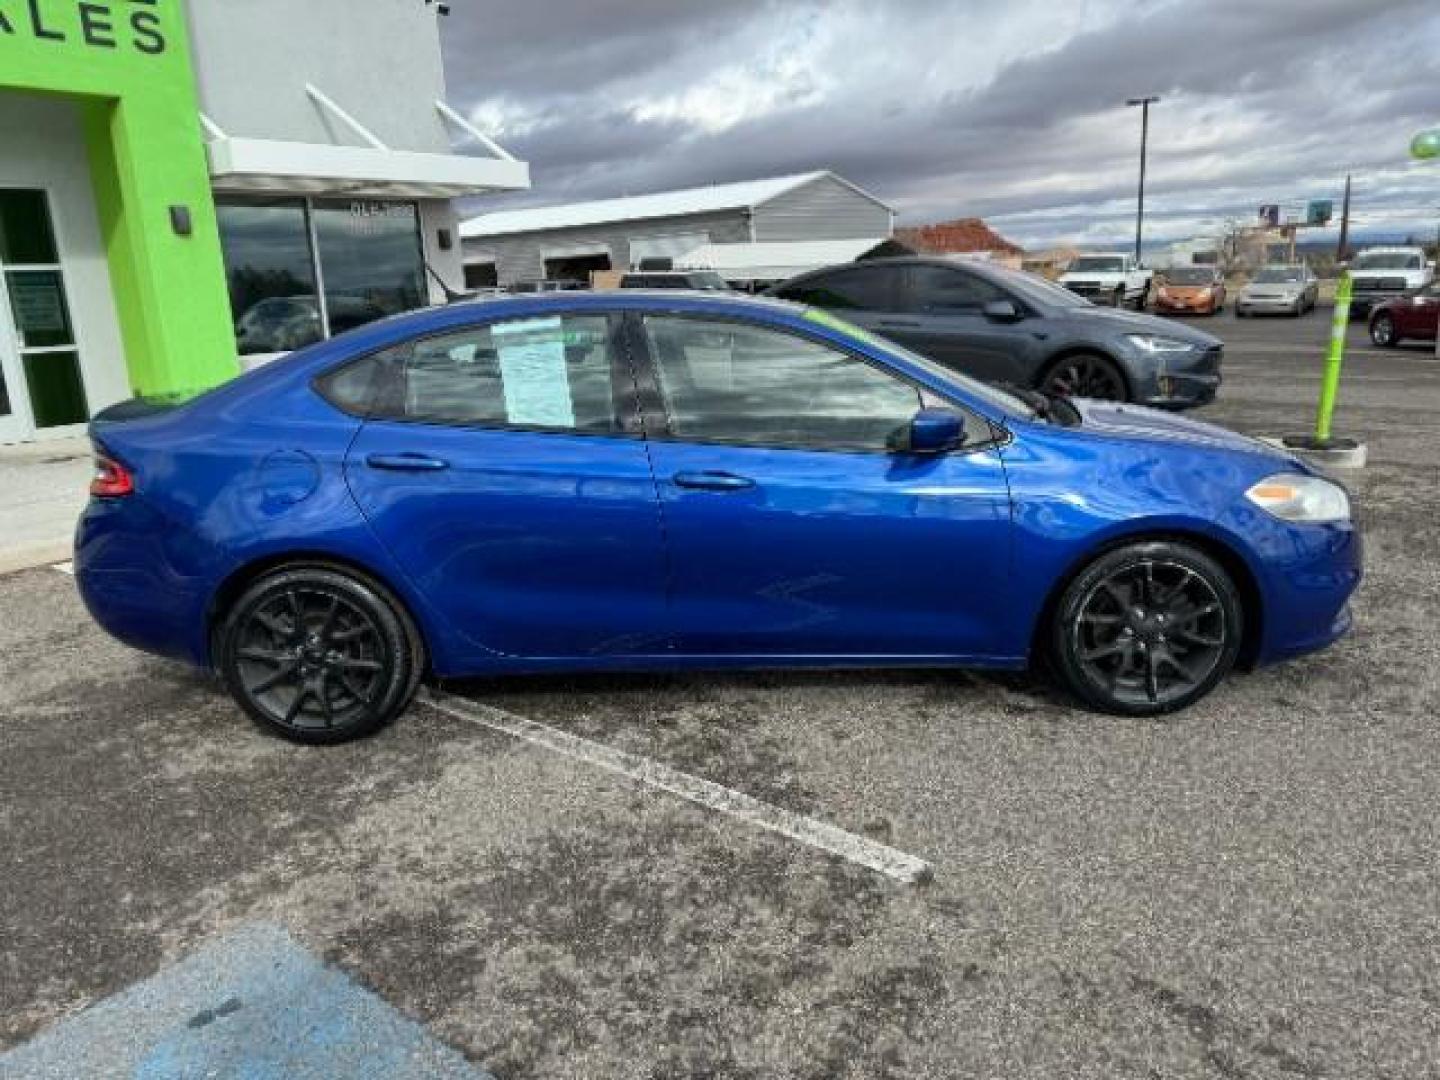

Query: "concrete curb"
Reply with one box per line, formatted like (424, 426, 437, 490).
(0, 540, 72, 577)
(1258, 436, 1368, 470)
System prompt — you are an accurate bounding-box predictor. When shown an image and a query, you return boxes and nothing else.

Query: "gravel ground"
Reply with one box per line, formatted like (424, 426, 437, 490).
(2, 309, 1437, 1078)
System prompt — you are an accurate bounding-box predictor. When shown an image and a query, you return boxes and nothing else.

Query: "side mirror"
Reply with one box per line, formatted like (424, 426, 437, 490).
(893, 408, 965, 455)
(982, 298, 1022, 322)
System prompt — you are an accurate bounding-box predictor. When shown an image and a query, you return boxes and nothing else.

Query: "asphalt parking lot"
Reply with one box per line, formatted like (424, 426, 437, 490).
(3, 308, 1438, 1078)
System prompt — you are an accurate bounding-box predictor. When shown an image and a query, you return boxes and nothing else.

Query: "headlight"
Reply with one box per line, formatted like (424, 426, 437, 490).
(1245, 473, 1350, 523)
(1125, 334, 1196, 354)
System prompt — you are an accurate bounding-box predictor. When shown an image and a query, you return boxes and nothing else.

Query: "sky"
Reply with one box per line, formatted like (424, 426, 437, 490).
(441, 0, 1440, 249)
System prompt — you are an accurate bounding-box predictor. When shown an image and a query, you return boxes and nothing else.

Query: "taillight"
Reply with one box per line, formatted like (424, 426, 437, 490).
(91, 453, 134, 498)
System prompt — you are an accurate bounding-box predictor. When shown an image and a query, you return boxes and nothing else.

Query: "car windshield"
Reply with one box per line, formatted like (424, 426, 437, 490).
(1252, 267, 1304, 284)
(1353, 253, 1422, 271)
(802, 308, 1038, 419)
(1163, 268, 1215, 285)
(1070, 256, 1125, 273)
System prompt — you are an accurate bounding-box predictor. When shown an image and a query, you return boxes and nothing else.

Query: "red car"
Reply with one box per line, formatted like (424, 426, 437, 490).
(1369, 283, 1440, 346)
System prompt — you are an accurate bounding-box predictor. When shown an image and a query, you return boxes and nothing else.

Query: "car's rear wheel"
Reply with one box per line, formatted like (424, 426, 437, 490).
(1039, 353, 1128, 401)
(218, 566, 422, 744)
(1050, 541, 1243, 716)
(1370, 313, 1397, 347)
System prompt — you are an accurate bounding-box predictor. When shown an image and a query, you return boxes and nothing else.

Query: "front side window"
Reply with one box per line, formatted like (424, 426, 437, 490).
(905, 266, 1007, 312)
(643, 316, 922, 451)
(775, 267, 899, 311)
(360, 315, 623, 433)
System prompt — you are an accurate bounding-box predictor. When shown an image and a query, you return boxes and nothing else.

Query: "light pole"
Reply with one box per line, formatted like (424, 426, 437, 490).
(1126, 96, 1160, 263)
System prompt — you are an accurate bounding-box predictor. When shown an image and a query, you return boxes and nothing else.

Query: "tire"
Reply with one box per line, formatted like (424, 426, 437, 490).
(1049, 541, 1243, 716)
(1039, 352, 1129, 402)
(1235, 306, 1247, 318)
(1370, 314, 1396, 347)
(217, 566, 423, 744)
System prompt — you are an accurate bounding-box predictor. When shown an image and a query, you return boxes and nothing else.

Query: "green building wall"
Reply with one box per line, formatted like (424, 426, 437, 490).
(0, 0, 238, 398)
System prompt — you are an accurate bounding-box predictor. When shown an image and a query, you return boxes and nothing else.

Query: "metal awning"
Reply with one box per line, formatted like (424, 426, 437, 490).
(202, 92, 530, 199)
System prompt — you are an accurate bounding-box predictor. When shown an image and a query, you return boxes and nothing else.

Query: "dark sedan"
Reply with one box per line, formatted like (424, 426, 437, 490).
(766, 257, 1223, 409)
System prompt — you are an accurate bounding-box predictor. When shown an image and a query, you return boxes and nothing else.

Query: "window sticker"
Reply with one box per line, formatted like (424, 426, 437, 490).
(492, 317, 575, 428)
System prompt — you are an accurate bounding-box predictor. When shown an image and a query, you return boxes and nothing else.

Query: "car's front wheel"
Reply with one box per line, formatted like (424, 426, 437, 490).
(218, 566, 423, 744)
(1050, 541, 1243, 715)
(1039, 353, 1128, 401)
(1370, 313, 1397, 347)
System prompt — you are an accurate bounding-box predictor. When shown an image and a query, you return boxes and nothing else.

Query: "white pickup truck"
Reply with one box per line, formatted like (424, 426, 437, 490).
(1059, 253, 1154, 309)
(1348, 246, 1435, 316)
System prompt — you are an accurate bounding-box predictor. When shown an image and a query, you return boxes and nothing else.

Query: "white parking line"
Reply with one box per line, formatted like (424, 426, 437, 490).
(52, 561, 74, 575)
(421, 689, 934, 886)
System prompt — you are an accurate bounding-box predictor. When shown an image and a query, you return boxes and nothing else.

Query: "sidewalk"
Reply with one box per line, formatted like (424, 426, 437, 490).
(0, 436, 91, 575)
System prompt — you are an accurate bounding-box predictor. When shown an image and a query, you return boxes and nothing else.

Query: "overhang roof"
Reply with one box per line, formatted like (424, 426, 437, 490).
(202, 93, 530, 199)
(460, 171, 889, 239)
(206, 138, 530, 199)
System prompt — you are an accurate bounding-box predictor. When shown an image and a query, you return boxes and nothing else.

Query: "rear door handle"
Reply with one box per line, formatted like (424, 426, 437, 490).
(365, 452, 450, 472)
(672, 470, 755, 492)
(877, 319, 923, 329)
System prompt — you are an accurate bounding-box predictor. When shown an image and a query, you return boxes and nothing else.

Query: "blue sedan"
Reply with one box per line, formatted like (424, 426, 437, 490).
(76, 292, 1360, 743)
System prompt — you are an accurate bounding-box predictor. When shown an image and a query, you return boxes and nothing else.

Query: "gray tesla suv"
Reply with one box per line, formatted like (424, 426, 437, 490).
(767, 256, 1223, 409)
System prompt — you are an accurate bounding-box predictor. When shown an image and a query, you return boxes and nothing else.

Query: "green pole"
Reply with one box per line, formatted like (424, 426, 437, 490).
(1314, 271, 1352, 443)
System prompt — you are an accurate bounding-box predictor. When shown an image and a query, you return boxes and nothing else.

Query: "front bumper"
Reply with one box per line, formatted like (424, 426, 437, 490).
(1063, 283, 1124, 305)
(1129, 344, 1223, 410)
(1237, 294, 1303, 313)
(1349, 292, 1404, 317)
(1253, 519, 1363, 665)
(1155, 294, 1219, 314)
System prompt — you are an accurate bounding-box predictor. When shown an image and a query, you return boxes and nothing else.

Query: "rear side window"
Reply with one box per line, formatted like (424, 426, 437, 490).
(774, 267, 899, 311)
(319, 314, 627, 434)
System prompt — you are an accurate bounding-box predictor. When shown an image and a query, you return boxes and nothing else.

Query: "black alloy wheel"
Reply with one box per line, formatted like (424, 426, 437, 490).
(1370, 313, 1396, 347)
(1039, 353, 1128, 401)
(1051, 541, 1243, 715)
(219, 567, 422, 744)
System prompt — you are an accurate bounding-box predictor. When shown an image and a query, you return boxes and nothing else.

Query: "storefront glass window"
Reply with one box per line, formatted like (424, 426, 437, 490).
(216, 197, 426, 355)
(216, 199, 322, 355)
(312, 199, 425, 335)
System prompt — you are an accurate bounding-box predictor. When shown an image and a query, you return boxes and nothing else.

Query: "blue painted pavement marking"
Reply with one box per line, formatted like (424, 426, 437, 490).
(0, 922, 491, 1080)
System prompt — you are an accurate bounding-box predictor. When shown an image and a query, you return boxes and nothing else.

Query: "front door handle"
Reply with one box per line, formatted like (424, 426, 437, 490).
(365, 452, 450, 472)
(877, 318, 923, 330)
(672, 470, 755, 492)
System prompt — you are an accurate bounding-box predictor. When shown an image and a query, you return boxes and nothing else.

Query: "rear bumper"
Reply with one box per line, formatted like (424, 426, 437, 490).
(74, 497, 212, 668)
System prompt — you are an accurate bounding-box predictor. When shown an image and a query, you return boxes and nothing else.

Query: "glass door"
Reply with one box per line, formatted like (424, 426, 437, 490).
(0, 190, 89, 442)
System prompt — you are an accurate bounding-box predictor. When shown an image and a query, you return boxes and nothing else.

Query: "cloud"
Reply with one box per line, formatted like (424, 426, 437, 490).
(442, 0, 1440, 247)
